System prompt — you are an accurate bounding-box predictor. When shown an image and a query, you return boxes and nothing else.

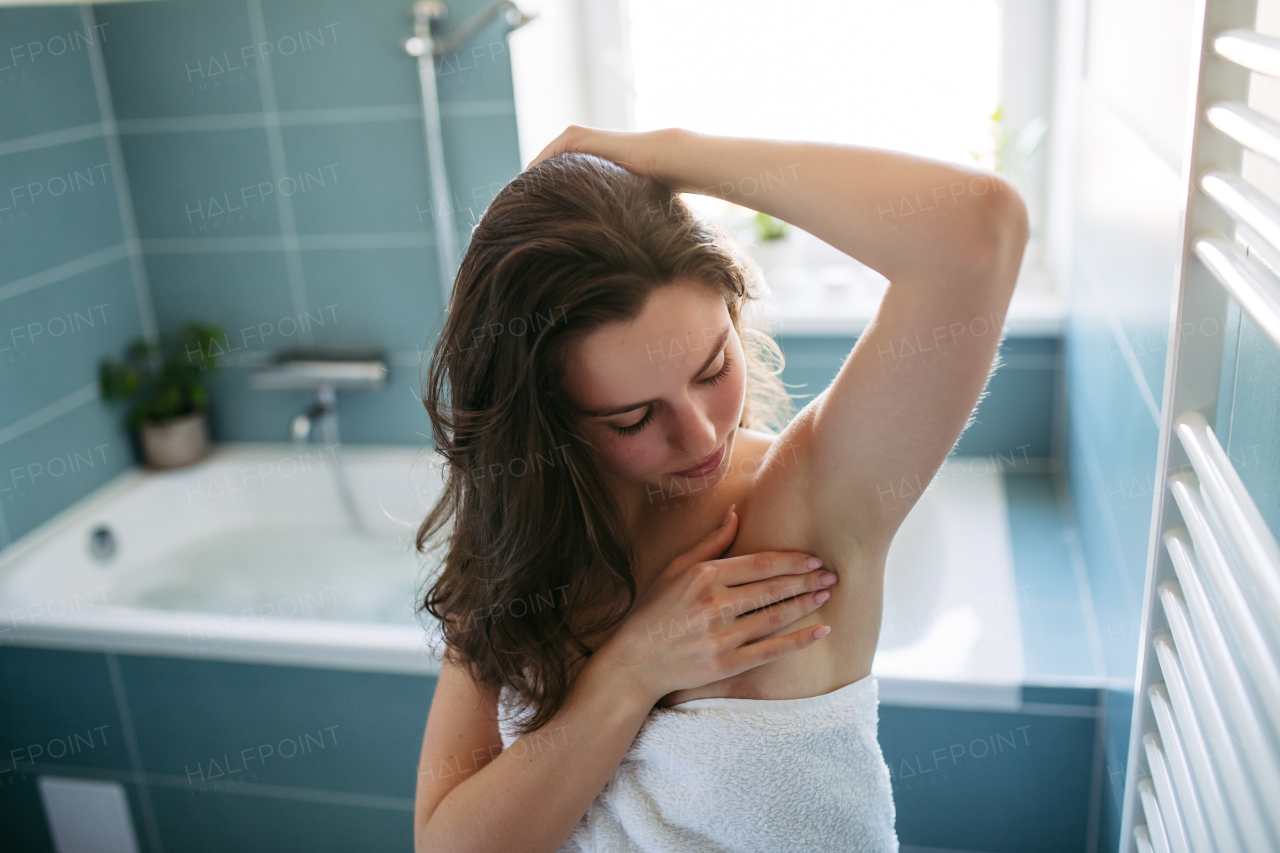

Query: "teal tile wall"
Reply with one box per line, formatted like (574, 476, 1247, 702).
(90, 0, 516, 451)
(0, 7, 101, 143)
(777, 335, 1061, 459)
(1, 0, 522, 551)
(1219, 307, 1280, 540)
(0, 4, 146, 549)
(1067, 32, 1192, 845)
(1, 137, 127, 282)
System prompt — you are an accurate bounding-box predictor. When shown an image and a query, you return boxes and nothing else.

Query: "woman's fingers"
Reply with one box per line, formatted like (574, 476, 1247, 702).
(715, 550, 826, 588)
(525, 125, 587, 169)
(729, 622, 832, 674)
(730, 586, 832, 644)
(721, 568, 836, 624)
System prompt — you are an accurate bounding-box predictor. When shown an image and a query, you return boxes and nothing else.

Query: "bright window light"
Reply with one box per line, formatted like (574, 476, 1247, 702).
(627, 0, 1002, 166)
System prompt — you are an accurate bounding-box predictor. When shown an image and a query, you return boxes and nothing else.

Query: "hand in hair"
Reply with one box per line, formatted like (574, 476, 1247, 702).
(527, 124, 677, 185)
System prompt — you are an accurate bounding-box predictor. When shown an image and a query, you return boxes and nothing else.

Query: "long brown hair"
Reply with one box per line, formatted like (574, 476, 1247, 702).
(417, 152, 792, 734)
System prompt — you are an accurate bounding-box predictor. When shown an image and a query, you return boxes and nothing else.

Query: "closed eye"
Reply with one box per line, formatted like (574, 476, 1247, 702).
(608, 353, 733, 436)
(700, 354, 732, 387)
(610, 409, 654, 436)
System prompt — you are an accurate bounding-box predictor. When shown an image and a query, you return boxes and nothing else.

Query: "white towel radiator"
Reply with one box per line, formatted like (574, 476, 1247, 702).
(1120, 0, 1280, 850)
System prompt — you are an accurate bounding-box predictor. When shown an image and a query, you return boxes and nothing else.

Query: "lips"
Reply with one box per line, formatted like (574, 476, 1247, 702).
(674, 444, 725, 478)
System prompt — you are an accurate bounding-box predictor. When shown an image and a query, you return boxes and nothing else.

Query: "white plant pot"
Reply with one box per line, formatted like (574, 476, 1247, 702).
(140, 411, 210, 470)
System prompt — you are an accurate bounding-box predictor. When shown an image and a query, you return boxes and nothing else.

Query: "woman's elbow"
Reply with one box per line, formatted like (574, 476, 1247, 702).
(960, 177, 1029, 280)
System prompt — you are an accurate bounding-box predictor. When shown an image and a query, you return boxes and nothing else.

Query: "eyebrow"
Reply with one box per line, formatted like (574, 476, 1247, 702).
(583, 327, 732, 418)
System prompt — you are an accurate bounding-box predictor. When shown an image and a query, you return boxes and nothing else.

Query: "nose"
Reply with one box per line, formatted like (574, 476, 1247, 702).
(670, 396, 718, 458)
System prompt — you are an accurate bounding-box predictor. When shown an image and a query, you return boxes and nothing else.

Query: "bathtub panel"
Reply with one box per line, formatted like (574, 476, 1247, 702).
(881, 700, 1097, 852)
(149, 785, 411, 853)
(0, 773, 159, 853)
(117, 655, 435, 800)
(0, 646, 132, 772)
(0, 772, 57, 853)
(1101, 687, 1135, 851)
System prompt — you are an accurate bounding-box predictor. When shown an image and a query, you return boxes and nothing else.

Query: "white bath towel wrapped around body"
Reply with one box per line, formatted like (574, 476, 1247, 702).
(497, 673, 899, 853)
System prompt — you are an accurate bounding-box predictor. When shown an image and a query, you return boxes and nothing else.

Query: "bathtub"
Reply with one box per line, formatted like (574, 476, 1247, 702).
(0, 444, 1023, 709)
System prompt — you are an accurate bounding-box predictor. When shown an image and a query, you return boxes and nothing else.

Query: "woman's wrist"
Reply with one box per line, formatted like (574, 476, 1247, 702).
(582, 644, 660, 715)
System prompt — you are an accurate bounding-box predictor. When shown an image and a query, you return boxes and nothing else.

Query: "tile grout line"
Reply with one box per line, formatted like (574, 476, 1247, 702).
(0, 121, 106, 157)
(1084, 687, 1106, 853)
(1016, 701, 1102, 718)
(81, 4, 157, 344)
(245, 0, 312, 344)
(1054, 473, 1108, 679)
(105, 653, 165, 853)
(0, 242, 129, 302)
(1075, 410, 1145, 618)
(0, 100, 512, 153)
(0, 383, 98, 447)
(139, 232, 435, 254)
(1225, 299, 1243, 452)
(1073, 248, 1161, 426)
(0, 759, 414, 812)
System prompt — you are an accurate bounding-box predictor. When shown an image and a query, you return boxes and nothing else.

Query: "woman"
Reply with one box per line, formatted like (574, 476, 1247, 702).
(413, 126, 1027, 852)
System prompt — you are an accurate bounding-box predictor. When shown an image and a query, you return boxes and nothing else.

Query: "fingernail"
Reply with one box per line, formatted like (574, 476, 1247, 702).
(720, 504, 736, 527)
(820, 571, 837, 585)
(813, 625, 831, 640)
(805, 556, 822, 569)
(814, 590, 831, 605)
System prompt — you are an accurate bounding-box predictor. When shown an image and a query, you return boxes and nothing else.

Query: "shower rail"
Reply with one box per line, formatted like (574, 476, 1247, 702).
(404, 0, 536, 306)
(1120, 1, 1280, 851)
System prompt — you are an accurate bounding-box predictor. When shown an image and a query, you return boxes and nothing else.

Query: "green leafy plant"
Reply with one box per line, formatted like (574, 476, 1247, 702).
(970, 103, 1048, 177)
(754, 210, 792, 242)
(98, 322, 224, 432)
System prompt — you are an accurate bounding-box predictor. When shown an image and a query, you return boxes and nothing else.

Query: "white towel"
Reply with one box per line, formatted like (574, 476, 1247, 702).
(498, 674, 899, 853)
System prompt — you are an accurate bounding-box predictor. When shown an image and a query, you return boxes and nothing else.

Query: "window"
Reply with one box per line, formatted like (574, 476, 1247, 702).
(510, 0, 1056, 326)
(628, 0, 1002, 167)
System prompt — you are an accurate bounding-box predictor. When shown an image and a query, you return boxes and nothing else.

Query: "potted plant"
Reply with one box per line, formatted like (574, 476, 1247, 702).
(98, 322, 224, 470)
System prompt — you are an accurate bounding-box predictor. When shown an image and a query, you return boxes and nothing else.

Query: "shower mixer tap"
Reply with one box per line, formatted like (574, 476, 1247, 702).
(291, 383, 337, 444)
(251, 349, 388, 534)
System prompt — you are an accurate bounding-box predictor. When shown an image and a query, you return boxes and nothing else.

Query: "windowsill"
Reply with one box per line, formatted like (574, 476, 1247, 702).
(735, 226, 1064, 338)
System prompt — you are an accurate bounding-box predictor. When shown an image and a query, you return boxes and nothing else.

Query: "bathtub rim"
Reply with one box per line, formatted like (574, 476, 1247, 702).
(0, 443, 1037, 709)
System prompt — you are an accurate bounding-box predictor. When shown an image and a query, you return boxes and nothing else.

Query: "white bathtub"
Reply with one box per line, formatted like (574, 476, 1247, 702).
(0, 444, 1024, 709)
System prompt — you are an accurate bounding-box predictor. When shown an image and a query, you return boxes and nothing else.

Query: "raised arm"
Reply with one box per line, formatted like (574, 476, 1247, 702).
(531, 127, 1029, 557)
